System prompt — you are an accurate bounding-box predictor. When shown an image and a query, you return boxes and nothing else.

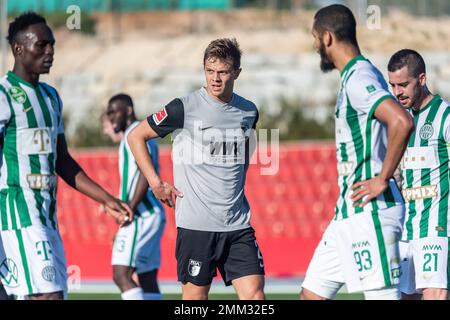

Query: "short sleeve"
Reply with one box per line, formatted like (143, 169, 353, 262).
(0, 90, 12, 135)
(40, 83, 64, 135)
(346, 70, 393, 116)
(146, 98, 184, 138)
(55, 91, 64, 135)
(443, 108, 450, 143)
(252, 108, 259, 129)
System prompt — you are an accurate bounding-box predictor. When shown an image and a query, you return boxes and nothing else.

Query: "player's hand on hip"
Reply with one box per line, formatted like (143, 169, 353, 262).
(153, 180, 183, 208)
(350, 176, 388, 208)
(103, 198, 134, 225)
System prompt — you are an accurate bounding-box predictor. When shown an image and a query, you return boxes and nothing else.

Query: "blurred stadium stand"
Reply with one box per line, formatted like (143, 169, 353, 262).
(57, 142, 337, 280)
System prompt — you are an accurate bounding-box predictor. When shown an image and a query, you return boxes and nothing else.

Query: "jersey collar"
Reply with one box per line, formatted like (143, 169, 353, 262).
(7, 71, 38, 89)
(200, 87, 236, 108)
(412, 94, 441, 116)
(340, 55, 367, 78)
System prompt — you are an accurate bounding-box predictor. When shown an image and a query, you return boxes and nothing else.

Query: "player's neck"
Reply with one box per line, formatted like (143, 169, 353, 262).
(12, 65, 40, 87)
(126, 117, 136, 129)
(335, 46, 362, 74)
(413, 89, 434, 112)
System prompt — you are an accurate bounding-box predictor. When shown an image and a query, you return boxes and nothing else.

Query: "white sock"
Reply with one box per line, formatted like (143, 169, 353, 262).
(143, 292, 163, 300)
(121, 287, 144, 300)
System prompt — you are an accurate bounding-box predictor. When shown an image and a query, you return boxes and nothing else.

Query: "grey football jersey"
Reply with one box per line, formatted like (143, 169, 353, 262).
(147, 87, 258, 232)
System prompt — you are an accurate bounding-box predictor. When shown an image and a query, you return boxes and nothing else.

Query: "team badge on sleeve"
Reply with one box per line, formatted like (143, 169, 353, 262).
(153, 107, 168, 125)
(366, 84, 376, 94)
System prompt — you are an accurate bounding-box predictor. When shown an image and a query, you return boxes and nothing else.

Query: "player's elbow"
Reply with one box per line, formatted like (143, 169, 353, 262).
(397, 112, 414, 137)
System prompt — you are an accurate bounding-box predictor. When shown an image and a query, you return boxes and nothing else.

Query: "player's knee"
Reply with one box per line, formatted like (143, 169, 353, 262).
(243, 289, 265, 300)
(182, 283, 210, 300)
(299, 288, 327, 300)
(182, 292, 209, 300)
(422, 288, 448, 300)
(364, 287, 400, 300)
(113, 269, 133, 290)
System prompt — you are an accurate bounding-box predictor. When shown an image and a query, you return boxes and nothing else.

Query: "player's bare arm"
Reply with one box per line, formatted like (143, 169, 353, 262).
(128, 120, 183, 208)
(127, 173, 149, 213)
(56, 135, 133, 224)
(351, 98, 413, 207)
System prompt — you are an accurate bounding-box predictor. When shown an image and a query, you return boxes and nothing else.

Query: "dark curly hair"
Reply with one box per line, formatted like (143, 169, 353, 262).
(7, 11, 47, 45)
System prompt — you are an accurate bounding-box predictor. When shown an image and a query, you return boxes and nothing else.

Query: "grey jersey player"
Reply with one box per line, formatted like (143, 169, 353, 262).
(128, 38, 265, 300)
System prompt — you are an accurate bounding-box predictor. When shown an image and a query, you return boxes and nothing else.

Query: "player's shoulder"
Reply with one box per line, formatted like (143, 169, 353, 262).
(440, 96, 450, 108)
(347, 59, 382, 84)
(346, 60, 387, 94)
(179, 88, 202, 107)
(0, 75, 10, 92)
(233, 92, 258, 113)
(39, 82, 60, 97)
(0, 76, 10, 101)
(124, 121, 139, 139)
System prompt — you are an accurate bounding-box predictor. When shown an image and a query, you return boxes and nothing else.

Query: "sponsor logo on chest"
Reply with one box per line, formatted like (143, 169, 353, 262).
(18, 127, 54, 155)
(402, 185, 438, 201)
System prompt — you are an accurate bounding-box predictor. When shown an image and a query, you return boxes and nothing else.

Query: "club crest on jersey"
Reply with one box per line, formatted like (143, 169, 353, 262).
(42, 265, 56, 282)
(153, 107, 168, 125)
(188, 259, 202, 277)
(8, 86, 27, 104)
(419, 123, 434, 140)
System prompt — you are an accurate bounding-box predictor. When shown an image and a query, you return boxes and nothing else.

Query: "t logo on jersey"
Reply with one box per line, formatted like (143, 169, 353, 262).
(153, 107, 168, 125)
(33, 128, 51, 152)
(36, 241, 53, 261)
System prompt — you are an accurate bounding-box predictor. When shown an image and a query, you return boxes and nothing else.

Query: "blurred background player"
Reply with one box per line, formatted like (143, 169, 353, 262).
(101, 111, 123, 144)
(128, 38, 265, 300)
(300, 4, 413, 300)
(388, 49, 450, 300)
(105, 93, 165, 300)
(0, 12, 132, 300)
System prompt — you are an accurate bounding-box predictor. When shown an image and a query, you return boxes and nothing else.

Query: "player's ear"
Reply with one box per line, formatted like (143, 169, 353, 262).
(233, 68, 242, 80)
(418, 72, 426, 87)
(12, 42, 23, 57)
(127, 105, 133, 116)
(323, 30, 332, 48)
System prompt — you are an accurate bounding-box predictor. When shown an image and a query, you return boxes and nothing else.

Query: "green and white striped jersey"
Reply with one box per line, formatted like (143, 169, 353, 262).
(335, 56, 404, 220)
(401, 95, 450, 240)
(119, 121, 163, 217)
(0, 71, 63, 231)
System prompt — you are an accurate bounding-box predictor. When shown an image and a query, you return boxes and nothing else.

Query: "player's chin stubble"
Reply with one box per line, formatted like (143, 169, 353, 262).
(319, 43, 335, 73)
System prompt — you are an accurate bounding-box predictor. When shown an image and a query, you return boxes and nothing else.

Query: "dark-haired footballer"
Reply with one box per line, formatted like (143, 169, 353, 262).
(105, 93, 165, 300)
(388, 49, 450, 300)
(300, 5, 413, 300)
(0, 12, 132, 300)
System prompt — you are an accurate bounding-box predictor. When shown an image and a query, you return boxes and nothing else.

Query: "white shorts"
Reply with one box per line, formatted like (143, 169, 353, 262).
(111, 211, 165, 274)
(0, 224, 68, 296)
(302, 205, 404, 298)
(399, 237, 449, 294)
